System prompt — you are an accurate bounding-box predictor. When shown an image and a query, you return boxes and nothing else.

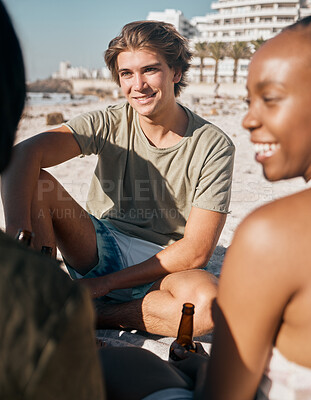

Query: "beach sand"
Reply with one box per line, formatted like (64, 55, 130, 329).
(0, 81, 307, 358)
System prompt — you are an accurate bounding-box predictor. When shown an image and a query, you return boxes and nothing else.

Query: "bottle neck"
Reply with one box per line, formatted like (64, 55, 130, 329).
(176, 314, 194, 346)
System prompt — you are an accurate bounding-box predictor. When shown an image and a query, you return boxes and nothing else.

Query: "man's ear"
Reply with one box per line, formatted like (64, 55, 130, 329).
(173, 68, 182, 83)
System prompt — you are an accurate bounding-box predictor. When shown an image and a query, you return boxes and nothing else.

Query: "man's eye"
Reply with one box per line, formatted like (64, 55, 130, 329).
(120, 71, 131, 77)
(145, 67, 156, 73)
(244, 97, 251, 106)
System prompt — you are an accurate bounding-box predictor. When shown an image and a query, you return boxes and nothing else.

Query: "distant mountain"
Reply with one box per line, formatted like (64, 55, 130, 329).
(27, 78, 73, 94)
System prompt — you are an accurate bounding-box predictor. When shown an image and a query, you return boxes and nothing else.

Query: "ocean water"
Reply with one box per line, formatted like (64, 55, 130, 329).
(26, 92, 99, 106)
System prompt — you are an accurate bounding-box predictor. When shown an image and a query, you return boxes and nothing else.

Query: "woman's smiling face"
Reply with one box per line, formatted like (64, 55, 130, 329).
(243, 29, 311, 182)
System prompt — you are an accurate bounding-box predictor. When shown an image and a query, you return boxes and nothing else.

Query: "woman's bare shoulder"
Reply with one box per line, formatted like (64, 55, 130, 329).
(218, 188, 311, 321)
(237, 188, 311, 245)
(229, 188, 311, 279)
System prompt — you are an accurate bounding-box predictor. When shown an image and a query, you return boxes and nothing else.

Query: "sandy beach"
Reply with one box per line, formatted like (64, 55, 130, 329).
(0, 81, 308, 357)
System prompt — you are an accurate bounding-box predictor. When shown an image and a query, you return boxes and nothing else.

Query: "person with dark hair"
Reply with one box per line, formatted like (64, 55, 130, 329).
(98, 16, 311, 400)
(0, 2, 105, 398)
(1, 20, 235, 337)
(0, 0, 25, 172)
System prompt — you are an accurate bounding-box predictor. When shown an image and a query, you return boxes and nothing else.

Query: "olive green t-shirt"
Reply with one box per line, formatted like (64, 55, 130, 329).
(66, 102, 235, 246)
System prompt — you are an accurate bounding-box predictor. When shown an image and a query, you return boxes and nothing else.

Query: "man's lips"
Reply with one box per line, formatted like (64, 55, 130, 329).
(132, 93, 156, 102)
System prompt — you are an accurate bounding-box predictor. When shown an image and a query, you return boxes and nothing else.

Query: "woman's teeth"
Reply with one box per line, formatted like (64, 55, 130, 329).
(254, 143, 280, 156)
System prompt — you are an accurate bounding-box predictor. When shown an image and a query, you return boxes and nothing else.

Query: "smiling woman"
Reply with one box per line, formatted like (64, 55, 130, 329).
(198, 17, 311, 400)
(243, 25, 311, 182)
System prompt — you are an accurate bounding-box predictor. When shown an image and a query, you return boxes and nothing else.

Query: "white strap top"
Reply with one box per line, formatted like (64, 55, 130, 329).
(257, 347, 311, 400)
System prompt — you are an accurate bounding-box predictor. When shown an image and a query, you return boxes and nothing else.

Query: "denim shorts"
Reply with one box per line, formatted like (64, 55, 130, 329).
(66, 215, 164, 302)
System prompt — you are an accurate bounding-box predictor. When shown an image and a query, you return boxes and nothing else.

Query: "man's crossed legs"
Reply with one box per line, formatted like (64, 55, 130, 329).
(30, 170, 218, 337)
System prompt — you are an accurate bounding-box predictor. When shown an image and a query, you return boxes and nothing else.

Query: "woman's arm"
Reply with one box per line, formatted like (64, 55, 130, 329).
(202, 204, 298, 400)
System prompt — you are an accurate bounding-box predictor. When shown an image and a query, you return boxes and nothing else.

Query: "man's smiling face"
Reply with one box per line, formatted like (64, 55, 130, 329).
(117, 48, 181, 121)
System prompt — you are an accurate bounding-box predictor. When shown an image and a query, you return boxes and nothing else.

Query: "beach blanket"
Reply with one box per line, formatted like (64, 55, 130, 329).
(96, 328, 213, 360)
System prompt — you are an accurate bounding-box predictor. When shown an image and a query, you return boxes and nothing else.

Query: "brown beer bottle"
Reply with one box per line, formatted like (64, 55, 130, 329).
(41, 246, 53, 257)
(169, 302, 196, 362)
(15, 229, 34, 247)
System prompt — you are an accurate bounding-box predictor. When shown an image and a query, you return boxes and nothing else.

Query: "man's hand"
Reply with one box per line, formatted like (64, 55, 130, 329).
(1, 126, 81, 237)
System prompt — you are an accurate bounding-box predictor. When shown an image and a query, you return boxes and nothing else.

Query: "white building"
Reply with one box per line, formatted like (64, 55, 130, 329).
(191, 0, 311, 43)
(188, 0, 311, 82)
(53, 61, 109, 80)
(147, 9, 197, 38)
(58, 61, 71, 79)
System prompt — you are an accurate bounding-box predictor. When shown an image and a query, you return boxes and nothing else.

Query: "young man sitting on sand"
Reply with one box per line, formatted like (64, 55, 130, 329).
(1, 21, 234, 337)
(97, 16, 311, 400)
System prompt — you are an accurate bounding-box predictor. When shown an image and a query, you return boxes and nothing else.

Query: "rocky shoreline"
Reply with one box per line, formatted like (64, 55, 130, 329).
(27, 78, 74, 94)
(27, 78, 119, 99)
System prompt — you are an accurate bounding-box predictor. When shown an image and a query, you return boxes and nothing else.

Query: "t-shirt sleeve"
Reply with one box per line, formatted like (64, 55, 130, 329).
(64, 109, 110, 156)
(192, 140, 235, 214)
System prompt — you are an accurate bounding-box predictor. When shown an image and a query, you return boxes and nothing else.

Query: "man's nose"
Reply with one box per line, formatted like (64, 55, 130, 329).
(133, 73, 145, 91)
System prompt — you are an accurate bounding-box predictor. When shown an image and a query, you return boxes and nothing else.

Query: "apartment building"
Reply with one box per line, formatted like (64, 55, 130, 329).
(191, 0, 311, 43)
(147, 9, 198, 39)
(148, 1, 311, 83)
(187, 0, 311, 82)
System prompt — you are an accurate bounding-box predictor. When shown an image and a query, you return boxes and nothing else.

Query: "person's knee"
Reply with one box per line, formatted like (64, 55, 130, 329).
(172, 270, 218, 336)
(192, 275, 217, 336)
(31, 170, 58, 224)
(35, 169, 57, 203)
(34, 169, 73, 211)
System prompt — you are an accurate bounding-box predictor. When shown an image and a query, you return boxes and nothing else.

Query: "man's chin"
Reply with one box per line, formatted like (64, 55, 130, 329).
(132, 104, 156, 118)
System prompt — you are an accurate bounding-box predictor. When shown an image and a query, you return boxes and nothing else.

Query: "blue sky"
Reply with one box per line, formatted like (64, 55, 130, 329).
(3, 0, 213, 82)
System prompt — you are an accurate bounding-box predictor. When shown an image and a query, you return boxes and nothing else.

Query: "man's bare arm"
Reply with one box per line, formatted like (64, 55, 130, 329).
(1, 125, 81, 236)
(82, 206, 226, 297)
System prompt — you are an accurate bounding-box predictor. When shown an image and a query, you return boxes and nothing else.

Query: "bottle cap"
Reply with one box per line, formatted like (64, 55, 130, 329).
(182, 303, 195, 314)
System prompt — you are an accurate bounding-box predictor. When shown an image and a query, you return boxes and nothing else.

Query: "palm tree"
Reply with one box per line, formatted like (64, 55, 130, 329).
(207, 42, 227, 84)
(194, 42, 209, 83)
(251, 37, 266, 52)
(226, 41, 252, 83)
